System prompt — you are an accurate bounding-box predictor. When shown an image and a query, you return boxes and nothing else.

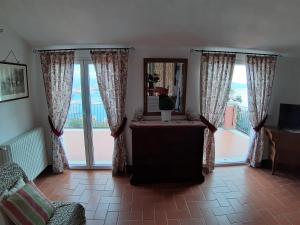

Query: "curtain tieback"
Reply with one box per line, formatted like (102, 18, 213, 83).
(111, 117, 127, 138)
(254, 115, 268, 132)
(200, 115, 217, 133)
(48, 116, 63, 137)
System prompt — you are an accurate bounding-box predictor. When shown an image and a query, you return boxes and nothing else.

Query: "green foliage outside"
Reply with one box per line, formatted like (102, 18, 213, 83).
(229, 89, 251, 135)
(236, 105, 251, 135)
(233, 95, 242, 103)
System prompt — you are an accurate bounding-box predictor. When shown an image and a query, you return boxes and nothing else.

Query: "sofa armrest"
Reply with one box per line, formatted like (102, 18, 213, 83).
(48, 201, 86, 225)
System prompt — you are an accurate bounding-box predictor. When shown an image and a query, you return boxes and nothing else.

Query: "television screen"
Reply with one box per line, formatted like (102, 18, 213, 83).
(278, 103, 300, 130)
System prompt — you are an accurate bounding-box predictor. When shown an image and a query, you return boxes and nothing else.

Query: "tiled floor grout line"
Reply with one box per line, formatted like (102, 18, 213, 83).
(35, 166, 300, 225)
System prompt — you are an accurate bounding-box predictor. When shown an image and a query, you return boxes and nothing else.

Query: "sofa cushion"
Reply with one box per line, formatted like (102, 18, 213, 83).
(0, 183, 54, 225)
(0, 178, 26, 225)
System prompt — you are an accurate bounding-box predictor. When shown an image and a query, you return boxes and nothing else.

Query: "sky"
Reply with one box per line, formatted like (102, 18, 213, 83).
(232, 65, 247, 84)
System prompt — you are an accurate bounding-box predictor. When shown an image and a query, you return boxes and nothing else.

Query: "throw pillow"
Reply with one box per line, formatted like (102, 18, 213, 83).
(0, 183, 54, 225)
(0, 178, 26, 225)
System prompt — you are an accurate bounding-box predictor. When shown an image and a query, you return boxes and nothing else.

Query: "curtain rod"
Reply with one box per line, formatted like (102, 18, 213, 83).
(33, 47, 134, 53)
(191, 49, 280, 57)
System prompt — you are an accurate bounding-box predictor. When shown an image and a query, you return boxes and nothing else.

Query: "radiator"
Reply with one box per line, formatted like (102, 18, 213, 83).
(0, 127, 48, 180)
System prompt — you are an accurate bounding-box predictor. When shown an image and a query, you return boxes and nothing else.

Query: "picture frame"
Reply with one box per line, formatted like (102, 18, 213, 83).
(0, 62, 29, 103)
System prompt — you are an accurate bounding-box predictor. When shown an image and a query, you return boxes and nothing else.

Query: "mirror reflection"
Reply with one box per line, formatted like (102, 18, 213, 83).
(144, 59, 187, 115)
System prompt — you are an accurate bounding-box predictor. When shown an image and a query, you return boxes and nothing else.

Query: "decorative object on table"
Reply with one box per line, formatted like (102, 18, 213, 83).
(0, 62, 28, 103)
(147, 73, 160, 96)
(159, 94, 175, 122)
(133, 108, 144, 121)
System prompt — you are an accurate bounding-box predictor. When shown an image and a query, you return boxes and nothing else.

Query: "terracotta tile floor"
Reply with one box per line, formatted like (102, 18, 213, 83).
(35, 166, 300, 225)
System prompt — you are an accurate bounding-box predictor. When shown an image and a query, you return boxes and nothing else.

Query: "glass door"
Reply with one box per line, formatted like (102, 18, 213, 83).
(215, 64, 250, 164)
(64, 62, 88, 166)
(88, 64, 114, 167)
(63, 60, 113, 168)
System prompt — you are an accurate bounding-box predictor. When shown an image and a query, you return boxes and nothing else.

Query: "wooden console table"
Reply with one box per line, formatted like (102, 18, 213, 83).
(265, 127, 300, 175)
(130, 120, 206, 184)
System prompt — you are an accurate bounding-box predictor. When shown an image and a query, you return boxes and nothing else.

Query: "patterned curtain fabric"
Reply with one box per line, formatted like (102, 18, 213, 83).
(246, 55, 277, 167)
(200, 53, 236, 173)
(90, 49, 129, 175)
(40, 51, 74, 173)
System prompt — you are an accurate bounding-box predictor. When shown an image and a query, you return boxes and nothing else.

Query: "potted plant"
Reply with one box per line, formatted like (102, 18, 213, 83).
(147, 73, 160, 96)
(159, 94, 175, 122)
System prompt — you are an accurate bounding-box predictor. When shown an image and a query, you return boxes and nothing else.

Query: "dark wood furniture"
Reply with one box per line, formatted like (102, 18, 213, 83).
(265, 127, 300, 175)
(130, 120, 205, 184)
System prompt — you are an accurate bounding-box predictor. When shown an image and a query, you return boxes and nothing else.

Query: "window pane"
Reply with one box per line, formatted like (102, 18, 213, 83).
(64, 64, 87, 165)
(89, 64, 113, 166)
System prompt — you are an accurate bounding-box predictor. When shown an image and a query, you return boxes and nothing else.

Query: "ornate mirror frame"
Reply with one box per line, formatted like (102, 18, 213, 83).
(143, 58, 188, 116)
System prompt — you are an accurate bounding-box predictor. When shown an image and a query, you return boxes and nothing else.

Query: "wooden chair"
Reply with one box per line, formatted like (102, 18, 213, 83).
(265, 128, 278, 175)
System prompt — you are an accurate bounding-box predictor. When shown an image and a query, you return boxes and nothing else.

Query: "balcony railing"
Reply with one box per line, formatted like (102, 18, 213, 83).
(65, 102, 252, 134)
(223, 103, 251, 135)
(236, 105, 251, 135)
(65, 103, 109, 128)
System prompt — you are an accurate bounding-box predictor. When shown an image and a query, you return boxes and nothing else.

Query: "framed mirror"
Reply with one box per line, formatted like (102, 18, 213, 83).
(144, 58, 187, 115)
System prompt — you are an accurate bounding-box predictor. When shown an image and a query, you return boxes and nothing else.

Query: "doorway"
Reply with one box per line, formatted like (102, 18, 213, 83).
(63, 60, 114, 168)
(215, 64, 250, 164)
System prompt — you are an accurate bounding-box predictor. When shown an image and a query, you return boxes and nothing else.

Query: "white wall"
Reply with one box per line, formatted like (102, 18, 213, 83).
(268, 56, 300, 126)
(30, 55, 51, 160)
(0, 29, 36, 144)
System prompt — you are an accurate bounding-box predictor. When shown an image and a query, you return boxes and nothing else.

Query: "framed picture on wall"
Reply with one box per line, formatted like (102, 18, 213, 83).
(0, 62, 29, 103)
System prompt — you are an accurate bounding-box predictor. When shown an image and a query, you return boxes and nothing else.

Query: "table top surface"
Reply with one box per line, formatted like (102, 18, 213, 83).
(130, 120, 206, 128)
(266, 126, 300, 134)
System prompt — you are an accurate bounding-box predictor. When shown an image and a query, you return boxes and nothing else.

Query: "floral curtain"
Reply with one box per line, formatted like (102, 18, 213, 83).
(246, 55, 277, 167)
(90, 49, 129, 175)
(40, 51, 75, 173)
(200, 53, 236, 173)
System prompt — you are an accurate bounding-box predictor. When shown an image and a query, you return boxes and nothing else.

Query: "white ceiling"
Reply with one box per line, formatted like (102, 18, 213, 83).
(1, 0, 300, 54)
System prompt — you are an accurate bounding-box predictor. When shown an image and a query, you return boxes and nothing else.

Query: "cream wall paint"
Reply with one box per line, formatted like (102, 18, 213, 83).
(0, 29, 36, 144)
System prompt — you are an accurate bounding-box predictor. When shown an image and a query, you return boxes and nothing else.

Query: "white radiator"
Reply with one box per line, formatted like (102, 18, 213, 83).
(0, 127, 48, 180)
